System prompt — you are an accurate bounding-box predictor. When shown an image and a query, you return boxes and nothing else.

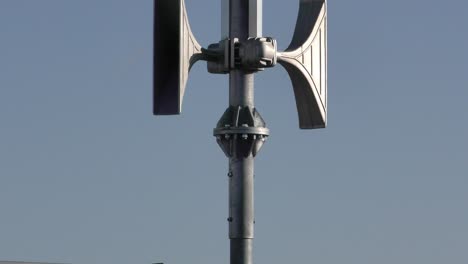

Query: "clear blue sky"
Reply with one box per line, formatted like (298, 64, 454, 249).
(1, 1, 467, 264)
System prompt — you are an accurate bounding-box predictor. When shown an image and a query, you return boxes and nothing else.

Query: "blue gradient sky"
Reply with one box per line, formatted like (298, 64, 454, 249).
(0, 1, 467, 264)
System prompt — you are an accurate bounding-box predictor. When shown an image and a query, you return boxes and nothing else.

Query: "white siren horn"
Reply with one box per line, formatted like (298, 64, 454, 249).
(153, 0, 203, 115)
(278, 0, 328, 129)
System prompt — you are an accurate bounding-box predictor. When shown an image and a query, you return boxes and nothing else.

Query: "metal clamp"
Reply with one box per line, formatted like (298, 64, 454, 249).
(206, 37, 277, 74)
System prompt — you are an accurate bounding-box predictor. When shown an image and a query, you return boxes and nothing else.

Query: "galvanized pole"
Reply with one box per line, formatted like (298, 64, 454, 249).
(215, 0, 268, 261)
(228, 1, 258, 264)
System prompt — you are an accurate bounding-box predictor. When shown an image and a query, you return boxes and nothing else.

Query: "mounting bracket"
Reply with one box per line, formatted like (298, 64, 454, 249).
(207, 37, 277, 73)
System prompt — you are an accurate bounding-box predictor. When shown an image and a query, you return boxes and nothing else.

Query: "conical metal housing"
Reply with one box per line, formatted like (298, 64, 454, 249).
(153, 0, 203, 115)
(278, 0, 327, 129)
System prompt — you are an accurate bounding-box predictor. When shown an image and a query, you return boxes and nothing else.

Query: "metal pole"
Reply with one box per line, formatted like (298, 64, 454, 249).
(214, 1, 266, 264)
(229, 155, 254, 264)
(229, 1, 256, 264)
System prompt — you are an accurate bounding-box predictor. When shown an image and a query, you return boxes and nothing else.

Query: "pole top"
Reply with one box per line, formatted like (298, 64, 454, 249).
(222, 0, 262, 39)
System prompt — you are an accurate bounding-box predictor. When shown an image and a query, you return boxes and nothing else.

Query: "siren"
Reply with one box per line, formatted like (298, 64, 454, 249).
(152, 0, 330, 262)
(277, 0, 327, 129)
(153, 0, 327, 129)
(153, 0, 203, 115)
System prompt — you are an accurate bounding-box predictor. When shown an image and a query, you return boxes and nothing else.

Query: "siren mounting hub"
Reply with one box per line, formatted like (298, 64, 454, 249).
(206, 37, 278, 74)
